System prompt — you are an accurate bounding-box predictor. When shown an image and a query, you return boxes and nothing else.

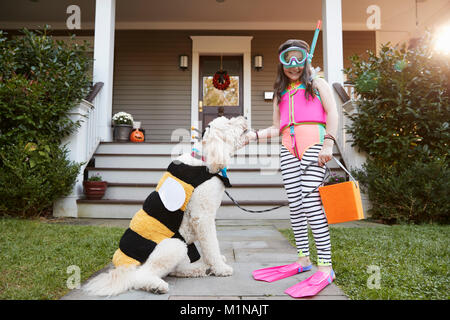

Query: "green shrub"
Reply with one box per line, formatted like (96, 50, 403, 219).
(345, 32, 450, 224)
(0, 141, 81, 218)
(0, 27, 92, 217)
(355, 159, 449, 224)
(0, 27, 92, 145)
(345, 33, 449, 165)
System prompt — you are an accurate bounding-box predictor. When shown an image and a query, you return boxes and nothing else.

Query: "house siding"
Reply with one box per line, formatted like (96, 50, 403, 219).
(112, 30, 375, 141)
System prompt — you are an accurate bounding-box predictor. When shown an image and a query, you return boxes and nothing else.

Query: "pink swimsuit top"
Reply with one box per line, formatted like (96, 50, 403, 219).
(279, 82, 327, 159)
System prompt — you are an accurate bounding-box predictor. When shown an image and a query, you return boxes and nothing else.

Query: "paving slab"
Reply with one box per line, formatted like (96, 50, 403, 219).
(61, 219, 350, 300)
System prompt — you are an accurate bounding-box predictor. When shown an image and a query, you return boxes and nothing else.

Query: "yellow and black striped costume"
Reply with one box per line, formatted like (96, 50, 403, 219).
(112, 160, 231, 267)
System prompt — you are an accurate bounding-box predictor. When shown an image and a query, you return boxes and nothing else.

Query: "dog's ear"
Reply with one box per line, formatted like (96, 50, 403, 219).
(203, 125, 231, 173)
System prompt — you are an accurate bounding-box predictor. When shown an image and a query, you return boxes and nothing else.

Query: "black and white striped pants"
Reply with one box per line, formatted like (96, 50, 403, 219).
(280, 144, 332, 266)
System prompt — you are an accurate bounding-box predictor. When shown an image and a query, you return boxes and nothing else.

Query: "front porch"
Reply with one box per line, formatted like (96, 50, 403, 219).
(4, 0, 442, 218)
(44, 0, 359, 218)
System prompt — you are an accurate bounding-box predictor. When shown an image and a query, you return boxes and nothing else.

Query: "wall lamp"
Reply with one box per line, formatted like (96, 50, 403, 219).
(179, 55, 189, 70)
(254, 55, 263, 71)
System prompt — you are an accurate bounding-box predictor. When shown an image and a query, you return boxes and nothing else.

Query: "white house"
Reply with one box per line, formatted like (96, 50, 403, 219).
(1, 0, 448, 219)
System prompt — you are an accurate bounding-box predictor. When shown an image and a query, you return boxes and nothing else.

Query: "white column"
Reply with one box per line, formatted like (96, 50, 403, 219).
(322, 0, 344, 86)
(93, 0, 116, 141)
(322, 0, 345, 147)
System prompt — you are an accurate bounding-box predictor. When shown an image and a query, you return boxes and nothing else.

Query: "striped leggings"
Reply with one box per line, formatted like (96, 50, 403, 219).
(280, 144, 332, 266)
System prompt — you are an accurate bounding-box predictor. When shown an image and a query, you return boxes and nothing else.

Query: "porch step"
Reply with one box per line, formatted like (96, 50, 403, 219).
(94, 153, 284, 170)
(103, 183, 287, 202)
(78, 142, 346, 219)
(96, 142, 281, 155)
(77, 199, 289, 220)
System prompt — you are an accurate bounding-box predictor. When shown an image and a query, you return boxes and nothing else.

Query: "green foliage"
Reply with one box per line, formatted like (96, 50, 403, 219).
(355, 159, 449, 224)
(345, 34, 449, 165)
(325, 173, 347, 186)
(0, 26, 92, 217)
(87, 174, 103, 182)
(344, 33, 450, 224)
(0, 27, 92, 145)
(0, 141, 81, 218)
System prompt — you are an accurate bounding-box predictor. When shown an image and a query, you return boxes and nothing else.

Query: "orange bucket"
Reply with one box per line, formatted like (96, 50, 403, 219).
(303, 156, 365, 225)
(319, 181, 364, 224)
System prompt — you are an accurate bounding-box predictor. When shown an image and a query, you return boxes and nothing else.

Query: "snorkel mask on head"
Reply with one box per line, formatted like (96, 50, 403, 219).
(279, 20, 322, 69)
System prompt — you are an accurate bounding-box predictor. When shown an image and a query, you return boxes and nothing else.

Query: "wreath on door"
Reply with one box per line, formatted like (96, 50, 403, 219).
(213, 70, 230, 91)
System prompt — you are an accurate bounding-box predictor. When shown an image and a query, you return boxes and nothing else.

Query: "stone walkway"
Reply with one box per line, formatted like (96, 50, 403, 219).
(62, 219, 380, 300)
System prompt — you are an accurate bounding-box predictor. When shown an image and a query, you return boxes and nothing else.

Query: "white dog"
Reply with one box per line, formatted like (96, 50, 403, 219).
(83, 116, 249, 296)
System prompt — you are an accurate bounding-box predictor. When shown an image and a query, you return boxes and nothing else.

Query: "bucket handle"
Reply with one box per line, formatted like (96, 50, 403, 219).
(302, 156, 357, 199)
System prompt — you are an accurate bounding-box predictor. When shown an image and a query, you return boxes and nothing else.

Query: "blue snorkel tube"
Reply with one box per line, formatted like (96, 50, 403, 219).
(308, 20, 322, 63)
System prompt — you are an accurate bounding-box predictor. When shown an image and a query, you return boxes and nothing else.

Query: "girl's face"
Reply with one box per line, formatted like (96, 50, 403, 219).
(282, 51, 304, 82)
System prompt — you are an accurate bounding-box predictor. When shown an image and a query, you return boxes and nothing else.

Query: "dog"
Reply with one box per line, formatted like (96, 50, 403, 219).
(83, 116, 249, 296)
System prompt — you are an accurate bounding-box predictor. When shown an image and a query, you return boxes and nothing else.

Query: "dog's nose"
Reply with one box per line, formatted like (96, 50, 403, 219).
(244, 116, 248, 120)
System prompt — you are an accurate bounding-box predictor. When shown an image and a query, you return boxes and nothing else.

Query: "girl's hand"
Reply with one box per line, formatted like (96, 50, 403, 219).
(318, 144, 333, 167)
(244, 131, 257, 145)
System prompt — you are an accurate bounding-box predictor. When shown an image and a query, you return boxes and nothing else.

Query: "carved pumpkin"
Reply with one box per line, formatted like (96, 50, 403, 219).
(130, 129, 145, 143)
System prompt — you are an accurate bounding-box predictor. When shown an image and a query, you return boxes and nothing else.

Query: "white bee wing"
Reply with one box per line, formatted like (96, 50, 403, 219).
(158, 177, 186, 212)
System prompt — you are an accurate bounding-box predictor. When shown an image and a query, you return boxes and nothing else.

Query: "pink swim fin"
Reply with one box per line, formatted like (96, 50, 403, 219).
(253, 263, 312, 282)
(284, 270, 335, 298)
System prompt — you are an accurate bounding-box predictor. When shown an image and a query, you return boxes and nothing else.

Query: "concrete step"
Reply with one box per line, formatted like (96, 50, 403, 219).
(79, 141, 347, 219)
(103, 183, 287, 202)
(93, 153, 283, 170)
(96, 142, 282, 155)
(77, 199, 290, 220)
(87, 164, 344, 184)
(87, 167, 285, 184)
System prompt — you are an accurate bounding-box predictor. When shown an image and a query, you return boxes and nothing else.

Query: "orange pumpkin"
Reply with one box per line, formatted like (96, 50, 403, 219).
(130, 129, 145, 142)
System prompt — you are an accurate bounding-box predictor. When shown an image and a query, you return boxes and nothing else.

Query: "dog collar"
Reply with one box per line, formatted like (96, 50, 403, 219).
(191, 147, 206, 162)
(191, 148, 229, 180)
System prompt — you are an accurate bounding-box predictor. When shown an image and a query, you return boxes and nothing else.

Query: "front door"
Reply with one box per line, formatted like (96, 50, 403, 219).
(199, 55, 243, 129)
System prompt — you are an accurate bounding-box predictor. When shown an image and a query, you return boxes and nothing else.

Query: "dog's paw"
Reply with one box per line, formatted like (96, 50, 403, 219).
(170, 267, 207, 278)
(207, 263, 233, 277)
(141, 277, 169, 294)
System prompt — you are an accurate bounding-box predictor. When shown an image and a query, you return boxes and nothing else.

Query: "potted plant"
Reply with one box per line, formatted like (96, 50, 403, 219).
(83, 174, 108, 200)
(324, 173, 347, 186)
(112, 112, 134, 142)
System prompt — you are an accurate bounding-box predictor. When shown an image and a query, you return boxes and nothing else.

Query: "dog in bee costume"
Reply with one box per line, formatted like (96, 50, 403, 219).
(84, 116, 249, 296)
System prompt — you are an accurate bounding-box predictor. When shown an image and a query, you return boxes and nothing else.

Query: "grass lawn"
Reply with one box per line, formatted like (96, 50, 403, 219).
(280, 224, 450, 300)
(0, 218, 124, 300)
(1, 217, 448, 300)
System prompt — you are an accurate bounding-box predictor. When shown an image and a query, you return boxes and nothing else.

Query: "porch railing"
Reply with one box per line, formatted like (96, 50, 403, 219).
(53, 82, 103, 217)
(84, 82, 104, 162)
(333, 82, 371, 215)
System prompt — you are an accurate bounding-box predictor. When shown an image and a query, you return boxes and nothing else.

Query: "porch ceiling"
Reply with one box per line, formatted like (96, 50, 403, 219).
(0, 0, 448, 31)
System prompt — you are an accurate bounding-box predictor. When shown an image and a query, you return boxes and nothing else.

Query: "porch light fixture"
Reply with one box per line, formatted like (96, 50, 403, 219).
(254, 55, 263, 71)
(179, 55, 189, 70)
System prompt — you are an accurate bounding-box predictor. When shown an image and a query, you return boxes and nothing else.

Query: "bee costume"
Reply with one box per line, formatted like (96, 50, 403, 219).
(112, 160, 232, 267)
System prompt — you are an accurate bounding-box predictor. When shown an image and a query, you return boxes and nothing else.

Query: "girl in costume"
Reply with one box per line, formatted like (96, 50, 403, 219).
(246, 32, 339, 298)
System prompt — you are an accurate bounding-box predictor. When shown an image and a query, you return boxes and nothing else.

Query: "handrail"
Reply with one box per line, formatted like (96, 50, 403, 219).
(332, 82, 351, 103)
(85, 82, 104, 103)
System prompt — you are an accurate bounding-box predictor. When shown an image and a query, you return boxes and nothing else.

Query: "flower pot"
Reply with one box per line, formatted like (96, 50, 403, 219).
(113, 124, 132, 142)
(83, 181, 108, 200)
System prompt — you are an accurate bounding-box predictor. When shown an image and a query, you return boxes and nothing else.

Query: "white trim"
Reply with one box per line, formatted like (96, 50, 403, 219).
(190, 36, 253, 132)
(93, 0, 116, 142)
(0, 21, 373, 31)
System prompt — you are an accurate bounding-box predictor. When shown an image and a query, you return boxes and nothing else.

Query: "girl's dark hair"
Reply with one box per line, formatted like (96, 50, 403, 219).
(274, 39, 315, 104)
